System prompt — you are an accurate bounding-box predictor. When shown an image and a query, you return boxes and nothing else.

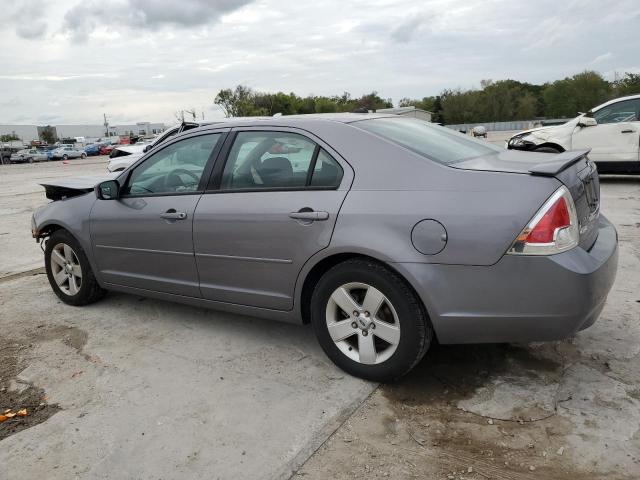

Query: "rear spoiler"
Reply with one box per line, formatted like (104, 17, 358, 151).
(529, 149, 591, 176)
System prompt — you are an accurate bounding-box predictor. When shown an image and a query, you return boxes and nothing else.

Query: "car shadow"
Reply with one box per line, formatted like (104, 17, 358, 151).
(383, 341, 563, 405)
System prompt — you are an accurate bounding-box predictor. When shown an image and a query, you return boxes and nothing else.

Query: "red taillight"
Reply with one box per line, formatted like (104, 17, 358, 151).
(523, 196, 570, 244)
(508, 186, 579, 255)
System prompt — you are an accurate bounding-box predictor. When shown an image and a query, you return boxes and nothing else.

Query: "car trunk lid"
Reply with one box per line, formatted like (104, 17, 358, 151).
(452, 149, 600, 251)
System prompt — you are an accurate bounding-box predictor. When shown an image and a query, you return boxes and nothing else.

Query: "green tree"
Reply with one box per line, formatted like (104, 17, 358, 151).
(0, 134, 19, 142)
(611, 72, 640, 97)
(40, 126, 56, 144)
(543, 71, 610, 117)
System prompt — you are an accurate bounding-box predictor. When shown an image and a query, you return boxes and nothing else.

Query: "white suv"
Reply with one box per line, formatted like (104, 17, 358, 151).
(508, 94, 640, 173)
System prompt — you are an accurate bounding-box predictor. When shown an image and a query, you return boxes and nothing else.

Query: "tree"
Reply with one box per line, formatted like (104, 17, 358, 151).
(612, 72, 640, 97)
(0, 134, 19, 142)
(543, 71, 610, 117)
(214, 85, 267, 117)
(40, 126, 56, 144)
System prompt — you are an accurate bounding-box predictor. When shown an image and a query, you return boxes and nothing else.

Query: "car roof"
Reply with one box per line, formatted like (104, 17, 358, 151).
(593, 93, 640, 112)
(189, 113, 399, 132)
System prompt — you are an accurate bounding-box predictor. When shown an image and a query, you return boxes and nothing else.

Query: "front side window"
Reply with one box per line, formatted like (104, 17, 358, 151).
(220, 131, 342, 190)
(354, 117, 502, 165)
(592, 99, 640, 124)
(124, 134, 221, 196)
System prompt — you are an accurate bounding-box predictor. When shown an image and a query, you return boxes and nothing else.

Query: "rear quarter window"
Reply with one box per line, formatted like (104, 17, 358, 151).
(353, 117, 501, 165)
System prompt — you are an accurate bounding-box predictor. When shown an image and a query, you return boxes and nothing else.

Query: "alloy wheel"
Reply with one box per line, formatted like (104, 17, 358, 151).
(325, 282, 401, 365)
(50, 243, 82, 296)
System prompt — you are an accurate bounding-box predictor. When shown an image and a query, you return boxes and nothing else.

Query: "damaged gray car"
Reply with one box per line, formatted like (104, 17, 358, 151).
(31, 114, 618, 381)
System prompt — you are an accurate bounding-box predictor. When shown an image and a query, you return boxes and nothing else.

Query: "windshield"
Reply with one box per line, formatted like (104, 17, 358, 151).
(353, 117, 502, 165)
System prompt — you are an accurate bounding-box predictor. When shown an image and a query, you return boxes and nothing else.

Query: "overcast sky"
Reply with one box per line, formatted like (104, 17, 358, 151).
(0, 0, 638, 125)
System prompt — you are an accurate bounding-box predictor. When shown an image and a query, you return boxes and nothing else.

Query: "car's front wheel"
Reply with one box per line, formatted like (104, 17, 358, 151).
(311, 258, 432, 382)
(45, 230, 106, 306)
(81, 153, 87, 159)
(62, 154, 68, 160)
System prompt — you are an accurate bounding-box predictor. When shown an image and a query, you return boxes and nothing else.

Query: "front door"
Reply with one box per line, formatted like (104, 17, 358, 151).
(193, 129, 352, 310)
(91, 132, 225, 297)
(572, 98, 640, 163)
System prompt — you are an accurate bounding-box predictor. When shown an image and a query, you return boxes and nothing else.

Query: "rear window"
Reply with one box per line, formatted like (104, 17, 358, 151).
(353, 117, 501, 165)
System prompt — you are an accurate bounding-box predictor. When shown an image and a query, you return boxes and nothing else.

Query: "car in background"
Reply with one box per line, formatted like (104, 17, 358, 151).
(9, 148, 48, 163)
(472, 126, 487, 138)
(84, 144, 101, 156)
(1, 145, 24, 165)
(107, 122, 202, 172)
(99, 144, 115, 156)
(51, 146, 86, 160)
(507, 94, 640, 173)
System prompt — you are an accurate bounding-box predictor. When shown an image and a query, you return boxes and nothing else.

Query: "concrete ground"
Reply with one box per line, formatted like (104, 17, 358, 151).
(0, 158, 639, 479)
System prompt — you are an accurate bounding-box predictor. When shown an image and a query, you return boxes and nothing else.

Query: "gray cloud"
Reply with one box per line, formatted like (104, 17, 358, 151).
(390, 17, 425, 43)
(63, 0, 254, 42)
(10, 0, 48, 39)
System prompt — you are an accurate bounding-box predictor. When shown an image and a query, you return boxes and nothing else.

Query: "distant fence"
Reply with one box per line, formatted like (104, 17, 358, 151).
(445, 118, 572, 132)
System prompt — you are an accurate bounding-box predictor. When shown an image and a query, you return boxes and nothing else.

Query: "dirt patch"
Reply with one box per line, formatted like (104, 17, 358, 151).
(295, 342, 630, 480)
(0, 324, 88, 441)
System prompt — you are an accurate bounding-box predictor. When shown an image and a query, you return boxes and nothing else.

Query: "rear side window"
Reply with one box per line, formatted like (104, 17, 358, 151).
(220, 131, 343, 190)
(354, 117, 501, 165)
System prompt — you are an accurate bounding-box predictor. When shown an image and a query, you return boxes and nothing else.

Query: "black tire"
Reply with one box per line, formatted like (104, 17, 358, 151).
(44, 229, 106, 306)
(311, 258, 432, 382)
(81, 153, 87, 159)
(28, 157, 34, 164)
(62, 154, 68, 160)
(535, 146, 561, 153)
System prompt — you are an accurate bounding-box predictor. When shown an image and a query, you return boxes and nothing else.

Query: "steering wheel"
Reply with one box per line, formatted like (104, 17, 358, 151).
(163, 168, 200, 191)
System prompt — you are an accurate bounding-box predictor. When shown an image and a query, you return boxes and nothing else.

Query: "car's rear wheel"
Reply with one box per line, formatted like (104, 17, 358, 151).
(311, 258, 432, 382)
(81, 153, 87, 159)
(28, 157, 34, 163)
(45, 230, 106, 306)
(62, 154, 68, 160)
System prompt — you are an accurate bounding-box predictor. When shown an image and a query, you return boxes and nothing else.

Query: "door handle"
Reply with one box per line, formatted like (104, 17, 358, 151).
(289, 210, 329, 221)
(621, 129, 635, 133)
(160, 210, 187, 220)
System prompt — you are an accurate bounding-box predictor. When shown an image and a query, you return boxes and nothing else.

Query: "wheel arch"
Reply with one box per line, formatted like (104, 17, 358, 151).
(535, 142, 565, 153)
(298, 252, 433, 335)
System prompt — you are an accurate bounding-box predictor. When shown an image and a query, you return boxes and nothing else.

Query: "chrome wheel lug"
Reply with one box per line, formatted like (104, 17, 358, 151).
(351, 322, 358, 329)
(362, 330, 368, 336)
(353, 311, 359, 317)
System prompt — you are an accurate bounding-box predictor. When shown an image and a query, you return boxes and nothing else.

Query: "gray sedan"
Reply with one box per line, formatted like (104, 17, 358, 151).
(10, 148, 48, 163)
(31, 114, 618, 381)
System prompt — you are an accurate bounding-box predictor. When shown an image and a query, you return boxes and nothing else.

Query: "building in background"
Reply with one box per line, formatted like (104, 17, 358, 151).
(0, 122, 166, 143)
(377, 106, 432, 122)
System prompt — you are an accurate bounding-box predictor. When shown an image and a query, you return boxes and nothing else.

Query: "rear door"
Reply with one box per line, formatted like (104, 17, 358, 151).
(193, 128, 353, 310)
(572, 98, 640, 163)
(91, 131, 226, 296)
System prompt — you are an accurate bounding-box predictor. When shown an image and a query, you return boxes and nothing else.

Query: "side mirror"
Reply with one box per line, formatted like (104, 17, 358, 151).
(578, 116, 597, 128)
(95, 180, 120, 200)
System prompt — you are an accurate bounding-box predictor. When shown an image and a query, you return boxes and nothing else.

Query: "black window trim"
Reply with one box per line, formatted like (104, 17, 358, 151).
(119, 130, 229, 199)
(205, 128, 343, 194)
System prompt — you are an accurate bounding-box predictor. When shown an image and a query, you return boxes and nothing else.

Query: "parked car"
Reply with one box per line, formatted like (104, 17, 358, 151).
(507, 94, 640, 173)
(9, 148, 48, 163)
(99, 144, 115, 156)
(84, 144, 101, 156)
(1, 145, 23, 164)
(31, 114, 617, 381)
(472, 125, 487, 138)
(107, 122, 202, 172)
(51, 146, 86, 160)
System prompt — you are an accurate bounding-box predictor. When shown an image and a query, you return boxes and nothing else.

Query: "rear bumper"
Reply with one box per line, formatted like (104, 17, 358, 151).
(395, 215, 618, 344)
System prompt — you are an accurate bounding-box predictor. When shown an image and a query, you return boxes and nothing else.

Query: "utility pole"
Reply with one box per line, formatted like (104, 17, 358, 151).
(103, 113, 109, 137)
